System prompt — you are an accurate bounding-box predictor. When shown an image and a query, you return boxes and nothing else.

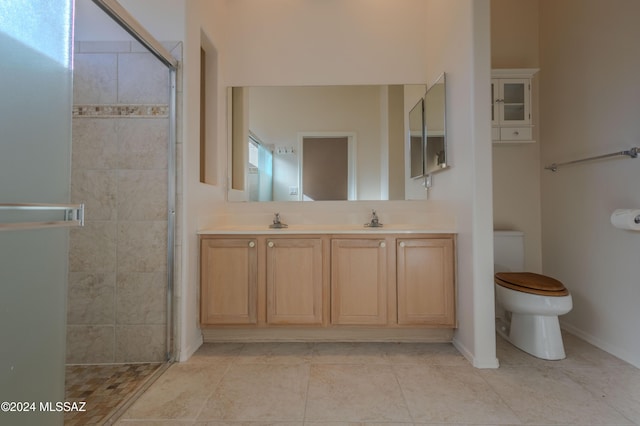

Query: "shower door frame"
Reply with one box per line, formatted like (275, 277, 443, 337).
(90, 0, 178, 361)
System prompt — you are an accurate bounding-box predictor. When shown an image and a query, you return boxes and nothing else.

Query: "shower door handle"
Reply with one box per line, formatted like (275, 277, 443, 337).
(0, 203, 85, 231)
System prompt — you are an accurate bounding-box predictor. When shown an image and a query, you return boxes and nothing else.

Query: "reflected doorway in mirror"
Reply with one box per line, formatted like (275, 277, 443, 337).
(299, 133, 356, 201)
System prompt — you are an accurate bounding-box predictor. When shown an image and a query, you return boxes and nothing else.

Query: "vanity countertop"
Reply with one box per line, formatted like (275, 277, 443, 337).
(198, 225, 456, 235)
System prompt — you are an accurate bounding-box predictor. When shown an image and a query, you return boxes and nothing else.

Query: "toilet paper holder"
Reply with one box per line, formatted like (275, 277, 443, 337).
(611, 209, 640, 231)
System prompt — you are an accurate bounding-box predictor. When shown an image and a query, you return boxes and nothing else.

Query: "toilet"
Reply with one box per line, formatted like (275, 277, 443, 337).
(494, 231, 572, 360)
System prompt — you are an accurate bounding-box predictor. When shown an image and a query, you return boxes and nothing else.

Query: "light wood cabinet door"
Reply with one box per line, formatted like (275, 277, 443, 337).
(266, 238, 324, 325)
(397, 238, 455, 326)
(331, 239, 387, 325)
(200, 238, 257, 325)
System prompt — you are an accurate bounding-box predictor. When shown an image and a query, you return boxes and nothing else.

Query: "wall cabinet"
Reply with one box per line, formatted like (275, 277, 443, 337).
(491, 69, 538, 143)
(199, 232, 456, 339)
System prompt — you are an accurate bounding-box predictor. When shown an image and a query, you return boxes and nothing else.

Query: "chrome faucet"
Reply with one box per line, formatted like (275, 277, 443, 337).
(269, 212, 288, 229)
(364, 209, 383, 228)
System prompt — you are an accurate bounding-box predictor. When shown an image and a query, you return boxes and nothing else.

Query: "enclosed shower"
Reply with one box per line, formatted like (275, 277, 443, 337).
(64, 1, 179, 423)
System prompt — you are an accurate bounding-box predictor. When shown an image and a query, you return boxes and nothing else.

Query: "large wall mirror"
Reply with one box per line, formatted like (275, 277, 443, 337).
(228, 84, 433, 202)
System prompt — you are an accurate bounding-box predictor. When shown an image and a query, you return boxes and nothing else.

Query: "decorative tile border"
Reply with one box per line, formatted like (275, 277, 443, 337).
(73, 104, 169, 118)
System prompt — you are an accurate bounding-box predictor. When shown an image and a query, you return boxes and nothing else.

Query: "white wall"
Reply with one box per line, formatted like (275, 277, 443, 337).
(539, 0, 640, 368)
(179, 0, 230, 360)
(424, 0, 496, 368)
(74, 0, 127, 39)
(75, 0, 185, 42)
(223, 0, 430, 86)
(119, 0, 186, 42)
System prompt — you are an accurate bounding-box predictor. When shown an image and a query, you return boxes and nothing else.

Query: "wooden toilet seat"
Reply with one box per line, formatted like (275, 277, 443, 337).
(495, 272, 569, 296)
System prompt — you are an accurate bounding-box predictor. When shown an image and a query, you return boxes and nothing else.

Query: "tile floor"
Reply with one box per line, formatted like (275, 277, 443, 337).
(115, 332, 640, 425)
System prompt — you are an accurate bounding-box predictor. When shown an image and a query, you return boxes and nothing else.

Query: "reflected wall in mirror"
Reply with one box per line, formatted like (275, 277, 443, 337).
(409, 98, 425, 179)
(228, 84, 426, 201)
(424, 73, 448, 175)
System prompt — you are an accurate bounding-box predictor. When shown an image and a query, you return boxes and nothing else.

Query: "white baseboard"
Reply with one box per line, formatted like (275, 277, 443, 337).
(178, 332, 204, 362)
(452, 336, 500, 369)
(561, 321, 640, 369)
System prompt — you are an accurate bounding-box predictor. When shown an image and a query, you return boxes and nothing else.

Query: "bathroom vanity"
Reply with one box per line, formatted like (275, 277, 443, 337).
(198, 228, 456, 342)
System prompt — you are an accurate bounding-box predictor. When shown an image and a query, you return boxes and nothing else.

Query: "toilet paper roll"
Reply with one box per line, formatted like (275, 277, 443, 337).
(610, 209, 640, 231)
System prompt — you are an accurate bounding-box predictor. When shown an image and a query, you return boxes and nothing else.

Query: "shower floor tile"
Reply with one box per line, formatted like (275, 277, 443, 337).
(65, 363, 161, 425)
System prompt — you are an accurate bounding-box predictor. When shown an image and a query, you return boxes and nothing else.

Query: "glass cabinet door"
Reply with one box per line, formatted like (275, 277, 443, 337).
(502, 81, 526, 122)
(494, 78, 530, 126)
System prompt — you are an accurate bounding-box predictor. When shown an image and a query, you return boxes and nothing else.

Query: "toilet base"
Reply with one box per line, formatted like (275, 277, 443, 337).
(499, 313, 566, 360)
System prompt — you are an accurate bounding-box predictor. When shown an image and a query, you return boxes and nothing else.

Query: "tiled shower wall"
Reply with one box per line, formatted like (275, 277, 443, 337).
(67, 41, 181, 364)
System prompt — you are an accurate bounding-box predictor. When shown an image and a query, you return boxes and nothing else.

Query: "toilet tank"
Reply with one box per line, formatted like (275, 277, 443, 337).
(494, 231, 524, 273)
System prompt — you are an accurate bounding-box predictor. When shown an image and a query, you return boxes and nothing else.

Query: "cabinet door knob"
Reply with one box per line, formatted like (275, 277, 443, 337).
(399, 241, 405, 248)
(249, 241, 255, 248)
(513, 131, 519, 136)
(268, 241, 274, 248)
(379, 241, 386, 248)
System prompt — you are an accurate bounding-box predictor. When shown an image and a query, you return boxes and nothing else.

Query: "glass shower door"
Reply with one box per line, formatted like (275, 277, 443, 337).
(0, 1, 75, 425)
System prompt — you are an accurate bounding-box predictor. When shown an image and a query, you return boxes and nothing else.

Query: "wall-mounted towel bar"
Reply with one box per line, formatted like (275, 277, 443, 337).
(545, 147, 639, 172)
(0, 203, 84, 231)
